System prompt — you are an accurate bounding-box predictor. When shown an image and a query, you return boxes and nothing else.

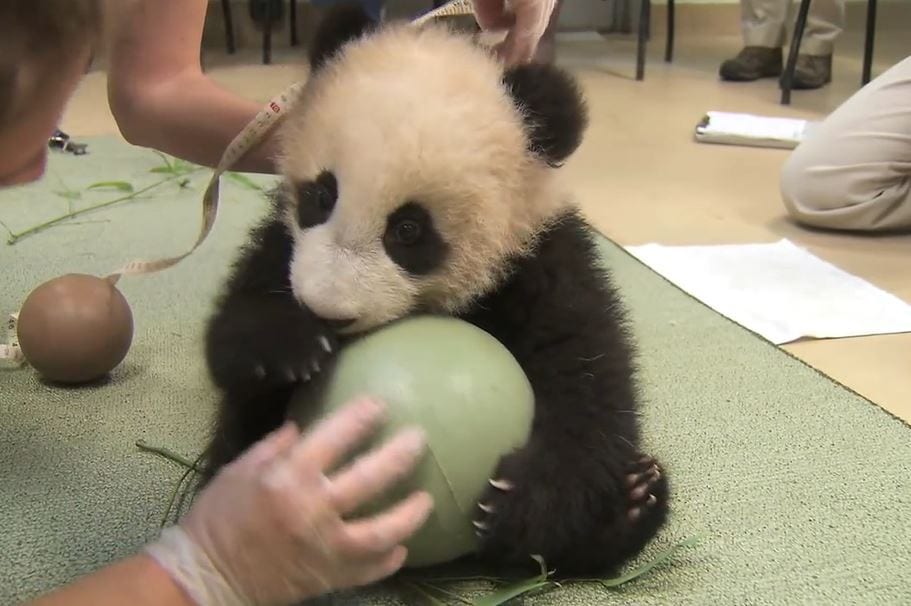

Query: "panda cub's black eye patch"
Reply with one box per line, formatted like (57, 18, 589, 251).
(383, 202, 448, 276)
(295, 170, 338, 229)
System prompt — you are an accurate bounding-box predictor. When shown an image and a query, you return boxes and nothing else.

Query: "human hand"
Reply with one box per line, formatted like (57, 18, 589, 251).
(146, 398, 433, 605)
(471, 0, 557, 65)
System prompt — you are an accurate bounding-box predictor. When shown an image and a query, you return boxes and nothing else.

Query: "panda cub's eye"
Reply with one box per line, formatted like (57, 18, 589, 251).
(383, 202, 449, 276)
(393, 220, 422, 245)
(295, 170, 337, 229)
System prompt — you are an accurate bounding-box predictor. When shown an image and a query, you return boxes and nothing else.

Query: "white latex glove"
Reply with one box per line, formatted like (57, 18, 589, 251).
(471, 0, 557, 65)
(146, 398, 433, 606)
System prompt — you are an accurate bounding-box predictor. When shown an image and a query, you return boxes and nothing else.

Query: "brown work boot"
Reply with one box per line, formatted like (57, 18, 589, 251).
(789, 54, 833, 89)
(719, 46, 783, 81)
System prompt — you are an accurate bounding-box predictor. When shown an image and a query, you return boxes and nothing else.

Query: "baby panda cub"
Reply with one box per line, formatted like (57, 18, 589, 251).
(204, 4, 668, 575)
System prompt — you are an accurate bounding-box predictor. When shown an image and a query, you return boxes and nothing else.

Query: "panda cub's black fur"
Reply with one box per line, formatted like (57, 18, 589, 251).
(203, 4, 669, 577)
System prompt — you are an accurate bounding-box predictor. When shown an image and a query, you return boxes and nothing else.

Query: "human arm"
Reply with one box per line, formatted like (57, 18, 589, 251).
(27, 398, 432, 606)
(105, 0, 278, 173)
(25, 554, 195, 606)
(471, 0, 556, 65)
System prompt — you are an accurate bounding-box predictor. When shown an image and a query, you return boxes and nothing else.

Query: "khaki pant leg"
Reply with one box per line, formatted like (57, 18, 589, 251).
(780, 55, 911, 232)
(741, 0, 788, 48)
(740, 0, 844, 55)
(803, 0, 845, 56)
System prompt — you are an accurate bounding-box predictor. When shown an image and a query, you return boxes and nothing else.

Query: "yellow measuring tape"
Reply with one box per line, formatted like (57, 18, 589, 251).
(1, 0, 475, 364)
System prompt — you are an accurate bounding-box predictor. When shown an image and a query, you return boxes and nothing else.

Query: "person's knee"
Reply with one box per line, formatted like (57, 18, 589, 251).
(779, 144, 843, 224)
(780, 145, 911, 232)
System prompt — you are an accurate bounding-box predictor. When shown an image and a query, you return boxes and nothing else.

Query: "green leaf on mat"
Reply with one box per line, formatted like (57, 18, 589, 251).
(171, 159, 195, 175)
(53, 190, 81, 201)
(151, 150, 173, 171)
(473, 554, 553, 606)
(88, 181, 134, 193)
(226, 171, 264, 191)
(595, 535, 702, 588)
(401, 581, 448, 605)
(149, 166, 174, 174)
(473, 580, 552, 606)
(424, 536, 699, 605)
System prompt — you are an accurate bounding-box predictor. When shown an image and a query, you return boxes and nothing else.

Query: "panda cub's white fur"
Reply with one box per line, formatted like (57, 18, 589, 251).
(276, 23, 568, 333)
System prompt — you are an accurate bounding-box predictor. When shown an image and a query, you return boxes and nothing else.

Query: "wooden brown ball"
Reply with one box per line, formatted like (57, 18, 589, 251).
(17, 274, 134, 384)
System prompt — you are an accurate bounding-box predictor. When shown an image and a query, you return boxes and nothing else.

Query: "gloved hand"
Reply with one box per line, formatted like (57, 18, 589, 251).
(471, 0, 557, 65)
(146, 398, 433, 606)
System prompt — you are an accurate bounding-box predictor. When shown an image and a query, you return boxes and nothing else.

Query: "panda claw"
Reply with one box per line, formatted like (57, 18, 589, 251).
(472, 520, 488, 531)
(284, 368, 297, 383)
(318, 335, 332, 354)
(311, 358, 321, 373)
(630, 483, 649, 501)
(489, 478, 513, 491)
(478, 502, 494, 514)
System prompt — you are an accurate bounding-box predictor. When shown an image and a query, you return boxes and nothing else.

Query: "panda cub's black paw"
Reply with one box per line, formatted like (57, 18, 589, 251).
(206, 297, 339, 396)
(472, 445, 669, 575)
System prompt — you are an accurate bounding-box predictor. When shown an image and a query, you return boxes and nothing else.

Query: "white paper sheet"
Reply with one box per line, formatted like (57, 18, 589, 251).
(625, 239, 911, 345)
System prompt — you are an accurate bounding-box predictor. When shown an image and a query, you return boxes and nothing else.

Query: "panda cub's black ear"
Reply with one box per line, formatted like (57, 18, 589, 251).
(309, 3, 376, 70)
(503, 64, 588, 166)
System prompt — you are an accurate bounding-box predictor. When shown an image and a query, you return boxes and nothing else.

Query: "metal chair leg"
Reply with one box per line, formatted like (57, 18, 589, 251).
(665, 0, 675, 63)
(263, 0, 273, 64)
(221, 0, 236, 54)
(780, 0, 811, 105)
(290, 0, 298, 46)
(862, 0, 877, 85)
(636, 0, 650, 80)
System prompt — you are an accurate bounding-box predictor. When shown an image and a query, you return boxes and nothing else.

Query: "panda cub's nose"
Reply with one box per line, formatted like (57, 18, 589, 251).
(325, 317, 356, 331)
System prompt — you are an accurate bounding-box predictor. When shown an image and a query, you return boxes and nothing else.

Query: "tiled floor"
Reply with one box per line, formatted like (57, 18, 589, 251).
(60, 10, 910, 422)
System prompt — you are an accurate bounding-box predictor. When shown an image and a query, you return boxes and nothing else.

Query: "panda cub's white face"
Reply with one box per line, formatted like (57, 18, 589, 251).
(276, 24, 566, 334)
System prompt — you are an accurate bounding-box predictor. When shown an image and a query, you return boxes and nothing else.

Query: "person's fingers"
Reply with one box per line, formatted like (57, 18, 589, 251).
(496, 0, 555, 65)
(471, 0, 512, 30)
(236, 420, 300, 471)
(290, 397, 387, 472)
(335, 491, 434, 557)
(328, 427, 427, 514)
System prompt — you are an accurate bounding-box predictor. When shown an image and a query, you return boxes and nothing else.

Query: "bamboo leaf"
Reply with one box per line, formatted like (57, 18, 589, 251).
(595, 536, 701, 588)
(400, 580, 450, 605)
(473, 580, 553, 606)
(54, 190, 82, 201)
(88, 181, 134, 193)
(171, 159, 194, 174)
(473, 555, 553, 606)
(149, 166, 174, 174)
(151, 150, 173, 171)
(226, 171, 264, 191)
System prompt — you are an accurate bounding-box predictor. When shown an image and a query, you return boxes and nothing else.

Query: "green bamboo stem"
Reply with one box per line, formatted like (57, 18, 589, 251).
(5, 170, 198, 245)
(136, 440, 199, 470)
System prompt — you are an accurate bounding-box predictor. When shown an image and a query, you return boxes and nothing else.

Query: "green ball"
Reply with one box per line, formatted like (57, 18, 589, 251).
(288, 316, 534, 568)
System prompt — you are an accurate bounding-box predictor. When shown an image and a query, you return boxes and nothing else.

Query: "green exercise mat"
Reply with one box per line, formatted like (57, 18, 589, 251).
(1, 137, 909, 605)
